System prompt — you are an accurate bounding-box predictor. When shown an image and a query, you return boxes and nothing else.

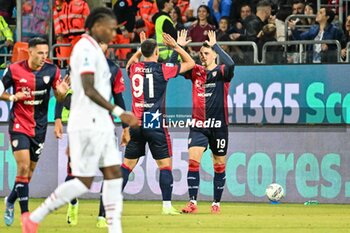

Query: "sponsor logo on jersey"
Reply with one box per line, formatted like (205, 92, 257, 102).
(19, 78, 27, 83)
(43, 76, 50, 84)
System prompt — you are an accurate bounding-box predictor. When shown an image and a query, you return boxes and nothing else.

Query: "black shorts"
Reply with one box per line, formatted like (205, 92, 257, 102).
(188, 127, 228, 156)
(10, 132, 46, 162)
(125, 127, 172, 160)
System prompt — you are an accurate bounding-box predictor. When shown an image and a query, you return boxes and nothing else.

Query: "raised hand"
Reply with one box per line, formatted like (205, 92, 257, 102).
(204, 30, 217, 47)
(162, 33, 177, 48)
(177, 29, 192, 47)
(140, 31, 147, 43)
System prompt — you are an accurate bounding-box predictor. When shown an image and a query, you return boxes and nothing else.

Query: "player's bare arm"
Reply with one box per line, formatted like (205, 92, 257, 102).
(126, 32, 147, 70)
(162, 33, 195, 73)
(0, 90, 28, 102)
(81, 73, 138, 127)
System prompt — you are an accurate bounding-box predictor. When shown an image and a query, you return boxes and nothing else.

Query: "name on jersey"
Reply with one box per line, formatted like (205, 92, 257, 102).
(135, 67, 152, 73)
(135, 102, 154, 108)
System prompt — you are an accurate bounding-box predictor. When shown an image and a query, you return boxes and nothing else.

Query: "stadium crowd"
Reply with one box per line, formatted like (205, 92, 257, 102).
(0, 0, 349, 65)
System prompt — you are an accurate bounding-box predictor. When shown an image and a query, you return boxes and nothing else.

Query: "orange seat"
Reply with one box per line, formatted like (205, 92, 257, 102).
(11, 42, 29, 63)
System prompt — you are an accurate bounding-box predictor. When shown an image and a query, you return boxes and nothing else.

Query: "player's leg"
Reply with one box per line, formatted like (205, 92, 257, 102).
(96, 183, 108, 228)
(147, 127, 179, 215)
(122, 127, 145, 190)
(4, 133, 31, 226)
(208, 127, 228, 214)
(182, 127, 208, 214)
(99, 130, 124, 233)
(23, 131, 98, 232)
(65, 155, 79, 225)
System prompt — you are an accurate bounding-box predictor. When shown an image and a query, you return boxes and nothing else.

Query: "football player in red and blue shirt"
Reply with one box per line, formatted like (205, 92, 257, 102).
(0, 37, 68, 226)
(171, 30, 235, 214)
(122, 32, 195, 215)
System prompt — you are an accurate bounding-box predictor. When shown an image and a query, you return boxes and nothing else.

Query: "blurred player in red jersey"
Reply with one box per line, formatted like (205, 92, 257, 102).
(121, 31, 195, 215)
(0, 37, 69, 226)
(170, 30, 235, 214)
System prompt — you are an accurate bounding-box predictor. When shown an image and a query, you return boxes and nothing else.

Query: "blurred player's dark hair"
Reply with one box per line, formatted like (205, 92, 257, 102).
(141, 39, 158, 57)
(28, 37, 48, 48)
(85, 7, 116, 31)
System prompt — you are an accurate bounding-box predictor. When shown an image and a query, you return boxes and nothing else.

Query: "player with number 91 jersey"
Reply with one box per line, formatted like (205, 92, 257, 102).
(128, 62, 180, 127)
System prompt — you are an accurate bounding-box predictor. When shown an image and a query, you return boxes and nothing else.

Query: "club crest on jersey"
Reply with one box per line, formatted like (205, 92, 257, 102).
(212, 71, 217, 77)
(12, 139, 18, 148)
(43, 76, 50, 84)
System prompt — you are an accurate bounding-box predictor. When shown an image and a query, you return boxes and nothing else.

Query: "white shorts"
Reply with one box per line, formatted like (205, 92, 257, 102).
(69, 130, 122, 177)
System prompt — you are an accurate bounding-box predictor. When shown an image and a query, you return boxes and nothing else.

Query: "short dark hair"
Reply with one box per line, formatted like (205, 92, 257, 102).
(141, 39, 157, 58)
(257, 0, 271, 9)
(292, 0, 305, 5)
(325, 8, 335, 23)
(85, 7, 115, 30)
(28, 37, 48, 48)
(201, 42, 215, 51)
(157, 0, 171, 11)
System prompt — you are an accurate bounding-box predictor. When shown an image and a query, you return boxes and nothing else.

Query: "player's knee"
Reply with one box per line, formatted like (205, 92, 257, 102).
(214, 163, 226, 173)
(188, 159, 200, 172)
(16, 163, 30, 176)
(102, 166, 122, 180)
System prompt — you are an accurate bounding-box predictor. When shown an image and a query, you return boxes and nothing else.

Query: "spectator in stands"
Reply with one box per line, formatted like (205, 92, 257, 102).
(0, 16, 13, 47)
(208, 0, 232, 25)
(275, 5, 292, 41)
(136, 0, 157, 36)
(153, 0, 177, 61)
(175, 0, 190, 22)
(0, 15, 13, 67)
(289, 7, 344, 63)
(258, 23, 285, 63)
(53, 0, 90, 63)
(0, 0, 15, 24)
(216, 16, 230, 41)
(304, 2, 316, 25)
(170, 6, 185, 30)
(341, 15, 350, 61)
(240, 0, 272, 43)
(230, 3, 252, 36)
(292, 0, 305, 15)
(188, 5, 215, 56)
(113, 0, 139, 60)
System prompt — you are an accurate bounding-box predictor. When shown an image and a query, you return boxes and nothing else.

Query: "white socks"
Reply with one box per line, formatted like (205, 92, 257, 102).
(103, 178, 123, 233)
(30, 178, 88, 223)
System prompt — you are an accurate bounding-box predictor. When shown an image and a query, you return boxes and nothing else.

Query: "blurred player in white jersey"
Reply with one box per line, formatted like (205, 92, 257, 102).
(21, 7, 138, 233)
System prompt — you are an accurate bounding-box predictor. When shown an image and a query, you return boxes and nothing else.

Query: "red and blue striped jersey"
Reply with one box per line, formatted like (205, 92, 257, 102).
(185, 64, 234, 126)
(128, 62, 180, 126)
(1, 60, 61, 136)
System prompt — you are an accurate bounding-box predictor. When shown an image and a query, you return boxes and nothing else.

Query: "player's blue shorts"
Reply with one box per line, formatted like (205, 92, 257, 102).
(9, 132, 46, 162)
(188, 126, 228, 156)
(125, 127, 172, 160)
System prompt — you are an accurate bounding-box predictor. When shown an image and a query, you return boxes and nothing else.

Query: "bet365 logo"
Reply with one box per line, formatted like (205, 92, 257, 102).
(143, 110, 162, 128)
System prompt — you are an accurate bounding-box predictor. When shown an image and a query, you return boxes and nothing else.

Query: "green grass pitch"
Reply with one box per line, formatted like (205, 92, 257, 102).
(1, 199, 350, 233)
